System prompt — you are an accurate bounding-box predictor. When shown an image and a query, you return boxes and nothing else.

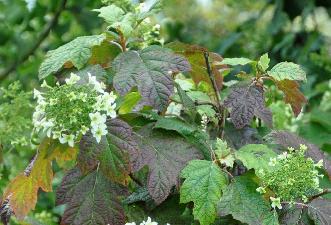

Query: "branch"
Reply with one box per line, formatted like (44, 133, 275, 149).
(309, 188, 331, 201)
(204, 52, 225, 133)
(0, 0, 68, 81)
(203, 52, 222, 112)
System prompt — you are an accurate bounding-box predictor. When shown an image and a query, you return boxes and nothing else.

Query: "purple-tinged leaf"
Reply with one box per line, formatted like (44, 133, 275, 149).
(308, 199, 331, 225)
(78, 119, 139, 185)
(224, 85, 272, 129)
(56, 168, 127, 225)
(132, 125, 202, 204)
(113, 45, 191, 111)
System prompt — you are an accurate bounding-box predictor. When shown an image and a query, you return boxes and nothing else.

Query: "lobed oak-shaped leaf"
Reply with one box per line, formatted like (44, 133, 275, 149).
(224, 84, 272, 129)
(132, 125, 202, 204)
(167, 42, 223, 90)
(113, 45, 191, 111)
(268, 130, 331, 178)
(78, 119, 139, 185)
(218, 173, 279, 225)
(56, 168, 127, 225)
(39, 34, 106, 79)
(275, 79, 307, 117)
(268, 62, 306, 82)
(1, 140, 54, 220)
(235, 144, 277, 172)
(180, 160, 228, 225)
(307, 199, 331, 225)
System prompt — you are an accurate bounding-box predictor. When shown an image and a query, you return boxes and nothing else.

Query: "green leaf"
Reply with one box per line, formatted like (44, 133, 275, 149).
(133, 125, 202, 204)
(93, 5, 125, 24)
(118, 92, 142, 115)
(56, 168, 127, 225)
(221, 57, 253, 66)
(218, 173, 279, 225)
(235, 144, 277, 172)
(258, 53, 270, 71)
(78, 119, 139, 185)
(39, 34, 106, 79)
(180, 160, 228, 225)
(113, 45, 191, 111)
(136, 0, 162, 21)
(93, 5, 135, 36)
(214, 139, 235, 168)
(268, 62, 306, 82)
(154, 117, 211, 159)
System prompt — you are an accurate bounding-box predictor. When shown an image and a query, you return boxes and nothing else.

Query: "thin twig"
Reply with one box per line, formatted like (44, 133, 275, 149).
(203, 52, 222, 113)
(0, 0, 68, 81)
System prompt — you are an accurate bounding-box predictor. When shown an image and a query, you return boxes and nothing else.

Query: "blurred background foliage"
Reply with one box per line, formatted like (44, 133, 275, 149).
(0, 0, 330, 224)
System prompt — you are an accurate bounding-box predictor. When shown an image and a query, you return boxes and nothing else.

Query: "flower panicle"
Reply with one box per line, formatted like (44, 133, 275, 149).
(32, 72, 117, 147)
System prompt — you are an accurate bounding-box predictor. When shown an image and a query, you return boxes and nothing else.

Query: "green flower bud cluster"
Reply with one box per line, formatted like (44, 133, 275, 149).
(33, 73, 117, 147)
(257, 144, 324, 207)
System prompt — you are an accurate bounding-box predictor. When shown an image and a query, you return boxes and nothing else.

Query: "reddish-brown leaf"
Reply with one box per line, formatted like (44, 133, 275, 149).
(1, 140, 53, 219)
(275, 79, 307, 117)
(166, 41, 224, 90)
(1, 139, 78, 220)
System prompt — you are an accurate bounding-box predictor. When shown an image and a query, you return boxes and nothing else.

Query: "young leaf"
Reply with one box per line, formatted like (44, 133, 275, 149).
(113, 45, 191, 111)
(275, 79, 307, 116)
(56, 168, 127, 225)
(39, 34, 106, 79)
(268, 131, 331, 178)
(235, 144, 277, 172)
(180, 160, 228, 225)
(307, 199, 331, 225)
(218, 173, 279, 225)
(133, 125, 202, 204)
(224, 85, 272, 129)
(268, 62, 306, 82)
(258, 53, 270, 71)
(78, 119, 139, 185)
(136, 0, 162, 21)
(154, 117, 211, 159)
(93, 5, 135, 36)
(166, 42, 223, 90)
(220, 57, 253, 66)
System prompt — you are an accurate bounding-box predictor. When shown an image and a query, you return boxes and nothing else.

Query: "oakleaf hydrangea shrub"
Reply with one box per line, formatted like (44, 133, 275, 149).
(33, 73, 117, 146)
(1, 1, 330, 225)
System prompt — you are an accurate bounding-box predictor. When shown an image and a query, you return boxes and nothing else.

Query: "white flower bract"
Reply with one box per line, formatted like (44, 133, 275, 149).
(33, 73, 117, 146)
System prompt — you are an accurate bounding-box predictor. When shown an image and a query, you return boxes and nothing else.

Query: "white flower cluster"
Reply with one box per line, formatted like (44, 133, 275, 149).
(125, 217, 170, 225)
(33, 72, 117, 147)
